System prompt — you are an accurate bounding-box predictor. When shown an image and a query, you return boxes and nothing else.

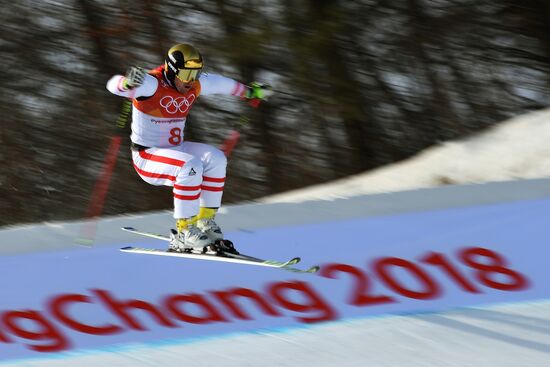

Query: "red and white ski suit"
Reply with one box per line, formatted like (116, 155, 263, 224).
(106, 66, 246, 218)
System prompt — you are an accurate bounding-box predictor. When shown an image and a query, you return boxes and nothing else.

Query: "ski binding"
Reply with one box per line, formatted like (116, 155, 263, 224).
(120, 227, 319, 274)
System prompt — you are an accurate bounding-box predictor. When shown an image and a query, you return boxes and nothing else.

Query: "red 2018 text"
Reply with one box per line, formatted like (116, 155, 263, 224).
(320, 247, 530, 306)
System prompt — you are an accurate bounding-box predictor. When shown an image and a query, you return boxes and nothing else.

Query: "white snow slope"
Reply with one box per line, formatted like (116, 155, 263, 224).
(2, 108, 550, 366)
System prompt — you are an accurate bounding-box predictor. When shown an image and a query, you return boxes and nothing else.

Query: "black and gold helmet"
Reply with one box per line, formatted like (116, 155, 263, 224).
(164, 44, 203, 85)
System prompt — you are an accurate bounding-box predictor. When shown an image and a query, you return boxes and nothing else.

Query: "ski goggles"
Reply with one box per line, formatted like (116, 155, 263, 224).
(175, 60, 203, 83)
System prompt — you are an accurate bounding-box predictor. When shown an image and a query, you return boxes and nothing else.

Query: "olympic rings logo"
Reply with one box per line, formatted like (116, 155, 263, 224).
(159, 95, 196, 114)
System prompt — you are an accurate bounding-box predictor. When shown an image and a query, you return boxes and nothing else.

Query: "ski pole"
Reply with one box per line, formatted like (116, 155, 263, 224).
(220, 115, 250, 157)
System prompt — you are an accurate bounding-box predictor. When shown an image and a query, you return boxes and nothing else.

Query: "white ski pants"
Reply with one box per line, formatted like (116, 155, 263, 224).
(132, 142, 227, 218)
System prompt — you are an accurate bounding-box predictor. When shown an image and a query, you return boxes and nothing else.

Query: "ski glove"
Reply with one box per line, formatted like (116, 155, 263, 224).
(123, 66, 146, 90)
(244, 82, 273, 107)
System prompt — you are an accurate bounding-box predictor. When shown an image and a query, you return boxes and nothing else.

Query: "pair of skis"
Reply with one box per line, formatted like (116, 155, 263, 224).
(120, 227, 319, 274)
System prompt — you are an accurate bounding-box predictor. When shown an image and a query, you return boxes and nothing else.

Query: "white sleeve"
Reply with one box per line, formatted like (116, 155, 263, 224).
(199, 72, 246, 97)
(106, 73, 158, 98)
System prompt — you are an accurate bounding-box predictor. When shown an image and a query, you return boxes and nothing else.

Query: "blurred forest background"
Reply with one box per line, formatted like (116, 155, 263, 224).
(2, 0, 550, 227)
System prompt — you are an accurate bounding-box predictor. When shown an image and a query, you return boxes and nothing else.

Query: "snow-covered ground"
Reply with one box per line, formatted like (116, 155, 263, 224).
(4, 300, 549, 367)
(3, 108, 550, 366)
(262, 108, 550, 203)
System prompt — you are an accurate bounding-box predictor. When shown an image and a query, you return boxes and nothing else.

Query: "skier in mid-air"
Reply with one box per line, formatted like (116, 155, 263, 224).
(107, 43, 271, 254)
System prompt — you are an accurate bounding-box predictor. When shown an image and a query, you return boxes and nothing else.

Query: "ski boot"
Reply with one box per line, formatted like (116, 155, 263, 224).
(168, 226, 213, 254)
(197, 217, 224, 242)
(197, 217, 239, 255)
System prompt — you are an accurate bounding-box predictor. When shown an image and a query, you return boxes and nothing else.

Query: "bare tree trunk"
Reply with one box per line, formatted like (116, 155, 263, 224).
(142, 0, 168, 57)
(215, 0, 285, 194)
(407, 0, 460, 142)
(76, 0, 119, 76)
(307, 0, 379, 172)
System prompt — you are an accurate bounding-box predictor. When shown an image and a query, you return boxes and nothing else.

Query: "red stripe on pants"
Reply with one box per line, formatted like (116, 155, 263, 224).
(203, 176, 225, 183)
(133, 164, 176, 181)
(174, 193, 201, 201)
(139, 150, 186, 167)
(201, 185, 224, 192)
